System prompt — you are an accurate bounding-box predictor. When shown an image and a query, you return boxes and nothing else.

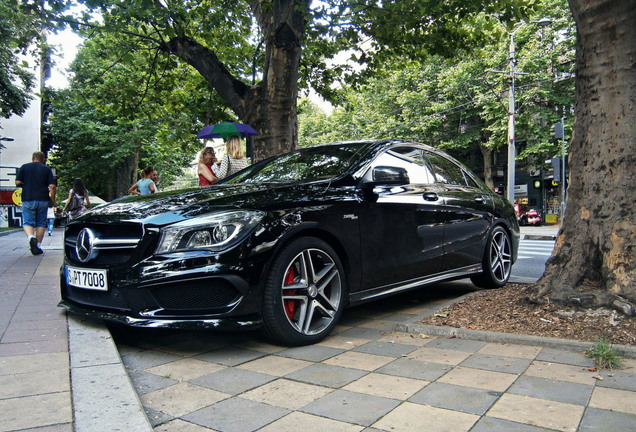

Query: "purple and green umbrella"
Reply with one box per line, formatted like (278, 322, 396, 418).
(197, 122, 258, 139)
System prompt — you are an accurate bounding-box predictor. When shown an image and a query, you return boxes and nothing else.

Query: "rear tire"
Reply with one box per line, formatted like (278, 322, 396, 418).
(470, 226, 512, 289)
(261, 237, 346, 346)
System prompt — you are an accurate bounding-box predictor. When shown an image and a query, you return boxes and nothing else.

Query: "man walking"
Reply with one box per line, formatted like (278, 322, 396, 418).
(15, 151, 57, 255)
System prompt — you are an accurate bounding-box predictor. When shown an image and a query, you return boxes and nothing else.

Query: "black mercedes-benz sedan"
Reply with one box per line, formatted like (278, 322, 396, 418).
(59, 140, 519, 345)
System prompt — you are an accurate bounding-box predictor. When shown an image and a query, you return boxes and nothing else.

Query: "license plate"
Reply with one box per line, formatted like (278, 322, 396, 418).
(66, 266, 108, 291)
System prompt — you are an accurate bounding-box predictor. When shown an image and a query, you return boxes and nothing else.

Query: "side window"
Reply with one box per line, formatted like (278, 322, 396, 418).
(370, 146, 436, 184)
(425, 152, 468, 186)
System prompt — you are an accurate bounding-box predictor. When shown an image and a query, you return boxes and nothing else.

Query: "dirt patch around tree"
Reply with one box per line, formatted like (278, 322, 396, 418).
(418, 283, 636, 347)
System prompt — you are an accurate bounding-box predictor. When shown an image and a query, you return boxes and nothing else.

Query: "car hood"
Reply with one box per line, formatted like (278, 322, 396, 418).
(76, 181, 349, 227)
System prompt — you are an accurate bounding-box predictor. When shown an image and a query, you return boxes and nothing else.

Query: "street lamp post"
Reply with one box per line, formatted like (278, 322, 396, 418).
(506, 33, 517, 205)
(505, 18, 552, 205)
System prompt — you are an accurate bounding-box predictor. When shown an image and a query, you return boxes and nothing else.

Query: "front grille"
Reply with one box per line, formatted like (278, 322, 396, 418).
(151, 279, 241, 312)
(64, 222, 147, 267)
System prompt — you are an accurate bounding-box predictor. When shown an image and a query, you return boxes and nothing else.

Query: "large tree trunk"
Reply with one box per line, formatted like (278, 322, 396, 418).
(528, 0, 636, 314)
(161, 0, 306, 161)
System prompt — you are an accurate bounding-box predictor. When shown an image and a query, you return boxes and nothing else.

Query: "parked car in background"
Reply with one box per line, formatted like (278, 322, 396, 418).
(59, 140, 520, 345)
(515, 203, 542, 226)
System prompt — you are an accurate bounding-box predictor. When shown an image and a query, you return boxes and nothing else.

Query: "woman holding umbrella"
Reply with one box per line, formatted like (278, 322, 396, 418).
(216, 136, 250, 180)
(197, 122, 256, 181)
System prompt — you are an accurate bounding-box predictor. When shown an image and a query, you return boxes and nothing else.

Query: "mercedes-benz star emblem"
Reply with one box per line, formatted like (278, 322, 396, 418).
(76, 228, 97, 262)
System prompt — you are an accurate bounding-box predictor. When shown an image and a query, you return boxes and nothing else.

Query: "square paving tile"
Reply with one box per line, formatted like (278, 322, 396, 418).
(407, 346, 472, 365)
(258, 411, 363, 432)
(477, 343, 542, 360)
(154, 418, 215, 432)
(128, 370, 179, 395)
(334, 326, 384, 340)
(140, 382, 229, 417)
(147, 358, 226, 381)
(459, 353, 532, 374)
(121, 350, 183, 371)
(343, 372, 428, 399)
(301, 389, 401, 426)
(525, 360, 598, 385)
(286, 363, 368, 388)
(357, 319, 400, 331)
(589, 386, 636, 415)
(578, 407, 636, 432)
(377, 331, 433, 346)
(424, 338, 487, 352)
(376, 357, 451, 381)
(372, 401, 478, 432)
(0, 392, 72, 432)
(535, 347, 596, 367)
(323, 351, 394, 371)
(438, 366, 517, 392)
(487, 393, 584, 431)
(409, 382, 500, 415)
(597, 369, 636, 392)
(508, 375, 593, 405)
(194, 347, 267, 366)
(183, 397, 289, 432)
(236, 355, 312, 376)
(191, 367, 276, 395)
(277, 345, 344, 362)
(0, 368, 70, 398)
(317, 335, 369, 350)
(353, 340, 418, 357)
(471, 416, 555, 431)
(241, 378, 333, 410)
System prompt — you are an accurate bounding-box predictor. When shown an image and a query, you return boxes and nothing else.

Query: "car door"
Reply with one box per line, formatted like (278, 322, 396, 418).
(424, 151, 494, 271)
(358, 146, 446, 291)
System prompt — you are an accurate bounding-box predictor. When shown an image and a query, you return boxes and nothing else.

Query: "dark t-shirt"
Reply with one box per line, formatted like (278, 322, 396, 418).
(16, 162, 55, 202)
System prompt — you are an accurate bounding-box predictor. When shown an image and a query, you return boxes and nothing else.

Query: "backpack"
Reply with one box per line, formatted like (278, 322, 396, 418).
(67, 194, 81, 212)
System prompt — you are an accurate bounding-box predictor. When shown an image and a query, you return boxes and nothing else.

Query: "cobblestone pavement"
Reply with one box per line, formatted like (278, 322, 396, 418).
(111, 282, 636, 432)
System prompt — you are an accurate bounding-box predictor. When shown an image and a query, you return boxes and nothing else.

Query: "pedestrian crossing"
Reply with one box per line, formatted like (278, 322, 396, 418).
(517, 239, 555, 259)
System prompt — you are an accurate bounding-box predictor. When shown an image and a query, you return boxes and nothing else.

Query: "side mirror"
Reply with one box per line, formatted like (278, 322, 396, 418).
(367, 166, 410, 186)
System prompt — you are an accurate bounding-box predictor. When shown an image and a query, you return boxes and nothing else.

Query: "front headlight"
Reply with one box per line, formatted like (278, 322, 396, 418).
(155, 210, 265, 254)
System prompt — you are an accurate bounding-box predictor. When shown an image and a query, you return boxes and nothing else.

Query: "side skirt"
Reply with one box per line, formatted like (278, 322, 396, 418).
(349, 265, 481, 304)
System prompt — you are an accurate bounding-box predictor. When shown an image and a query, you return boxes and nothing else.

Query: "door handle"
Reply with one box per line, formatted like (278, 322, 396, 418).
(423, 193, 439, 201)
(474, 195, 488, 203)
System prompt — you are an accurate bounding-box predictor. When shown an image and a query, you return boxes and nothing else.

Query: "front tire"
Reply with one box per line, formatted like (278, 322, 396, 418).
(470, 226, 512, 289)
(261, 237, 346, 346)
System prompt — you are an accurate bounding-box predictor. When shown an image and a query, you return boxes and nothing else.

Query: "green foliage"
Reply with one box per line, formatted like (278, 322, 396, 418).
(48, 31, 215, 198)
(300, 0, 575, 179)
(0, 0, 73, 118)
(586, 338, 623, 370)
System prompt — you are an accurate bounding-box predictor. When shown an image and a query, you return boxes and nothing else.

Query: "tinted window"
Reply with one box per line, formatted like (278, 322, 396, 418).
(227, 144, 366, 184)
(425, 152, 467, 186)
(370, 146, 436, 184)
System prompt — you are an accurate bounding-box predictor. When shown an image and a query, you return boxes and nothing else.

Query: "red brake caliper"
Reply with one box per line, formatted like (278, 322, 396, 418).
(283, 267, 297, 319)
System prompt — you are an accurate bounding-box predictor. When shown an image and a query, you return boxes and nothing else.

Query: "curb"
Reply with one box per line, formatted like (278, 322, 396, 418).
(523, 234, 557, 240)
(396, 322, 636, 359)
(67, 316, 153, 432)
(396, 289, 636, 360)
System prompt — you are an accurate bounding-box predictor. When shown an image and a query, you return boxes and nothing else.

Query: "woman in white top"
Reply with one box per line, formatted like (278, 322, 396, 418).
(216, 136, 250, 180)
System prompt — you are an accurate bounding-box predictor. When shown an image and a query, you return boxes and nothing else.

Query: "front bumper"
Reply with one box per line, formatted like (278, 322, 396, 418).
(58, 299, 262, 330)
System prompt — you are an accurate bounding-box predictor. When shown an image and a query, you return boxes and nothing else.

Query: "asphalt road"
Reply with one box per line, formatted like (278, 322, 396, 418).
(511, 239, 555, 283)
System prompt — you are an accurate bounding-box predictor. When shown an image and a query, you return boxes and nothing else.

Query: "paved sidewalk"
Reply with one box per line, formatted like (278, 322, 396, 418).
(2, 225, 636, 432)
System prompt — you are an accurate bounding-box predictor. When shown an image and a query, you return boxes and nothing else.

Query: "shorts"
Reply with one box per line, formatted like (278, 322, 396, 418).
(22, 201, 49, 228)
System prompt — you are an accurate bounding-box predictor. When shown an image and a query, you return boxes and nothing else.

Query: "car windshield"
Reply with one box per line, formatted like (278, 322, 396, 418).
(224, 143, 368, 184)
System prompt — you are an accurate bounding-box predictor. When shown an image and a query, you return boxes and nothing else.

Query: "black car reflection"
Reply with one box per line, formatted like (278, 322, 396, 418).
(59, 140, 519, 345)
